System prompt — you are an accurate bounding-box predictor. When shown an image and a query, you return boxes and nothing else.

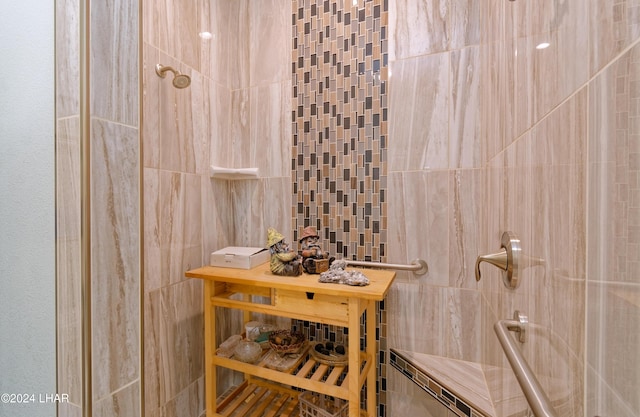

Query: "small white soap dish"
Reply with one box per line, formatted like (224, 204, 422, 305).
(210, 166, 259, 180)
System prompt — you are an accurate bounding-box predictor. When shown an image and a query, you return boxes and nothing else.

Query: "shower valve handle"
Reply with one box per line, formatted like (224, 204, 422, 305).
(475, 231, 520, 289)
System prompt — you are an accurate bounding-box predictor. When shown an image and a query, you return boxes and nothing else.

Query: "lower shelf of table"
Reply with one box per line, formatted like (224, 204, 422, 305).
(212, 345, 371, 400)
(215, 380, 300, 417)
(214, 379, 369, 417)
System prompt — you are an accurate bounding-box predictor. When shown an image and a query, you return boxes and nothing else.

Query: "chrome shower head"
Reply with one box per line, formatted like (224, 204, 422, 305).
(172, 73, 191, 89)
(155, 64, 191, 89)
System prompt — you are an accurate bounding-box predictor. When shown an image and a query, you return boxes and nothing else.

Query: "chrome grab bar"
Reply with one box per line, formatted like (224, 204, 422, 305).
(343, 259, 428, 275)
(494, 312, 558, 417)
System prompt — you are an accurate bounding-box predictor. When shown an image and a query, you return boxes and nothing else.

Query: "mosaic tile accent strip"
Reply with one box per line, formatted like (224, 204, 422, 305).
(389, 350, 489, 417)
(291, 0, 388, 263)
(292, 0, 388, 414)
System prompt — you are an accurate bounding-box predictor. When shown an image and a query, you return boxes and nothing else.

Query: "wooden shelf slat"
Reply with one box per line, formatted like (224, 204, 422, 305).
(215, 382, 299, 417)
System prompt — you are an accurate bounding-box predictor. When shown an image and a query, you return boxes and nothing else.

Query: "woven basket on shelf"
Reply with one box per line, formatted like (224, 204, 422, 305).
(268, 329, 305, 354)
(309, 342, 348, 366)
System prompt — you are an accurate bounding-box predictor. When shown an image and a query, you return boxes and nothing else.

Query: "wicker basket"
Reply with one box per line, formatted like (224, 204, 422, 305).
(298, 392, 348, 417)
(309, 342, 348, 365)
(268, 329, 305, 354)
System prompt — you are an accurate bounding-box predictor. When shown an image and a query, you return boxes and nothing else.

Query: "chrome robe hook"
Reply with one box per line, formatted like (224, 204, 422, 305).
(475, 231, 520, 289)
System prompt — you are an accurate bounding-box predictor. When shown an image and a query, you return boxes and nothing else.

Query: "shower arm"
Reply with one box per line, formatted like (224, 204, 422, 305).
(155, 63, 178, 78)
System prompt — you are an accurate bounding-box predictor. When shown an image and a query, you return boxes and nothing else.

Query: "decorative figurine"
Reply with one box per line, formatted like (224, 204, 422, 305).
(298, 226, 334, 274)
(266, 228, 302, 276)
(318, 259, 370, 286)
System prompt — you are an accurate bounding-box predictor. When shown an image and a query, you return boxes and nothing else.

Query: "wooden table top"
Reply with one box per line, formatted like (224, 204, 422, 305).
(186, 262, 396, 301)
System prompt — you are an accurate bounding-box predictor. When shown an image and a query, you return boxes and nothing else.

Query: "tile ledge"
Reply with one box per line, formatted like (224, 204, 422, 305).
(390, 348, 496, 417)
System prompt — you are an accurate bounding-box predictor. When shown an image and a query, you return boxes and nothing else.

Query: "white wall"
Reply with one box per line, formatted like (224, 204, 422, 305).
(0, 2, 56, 417)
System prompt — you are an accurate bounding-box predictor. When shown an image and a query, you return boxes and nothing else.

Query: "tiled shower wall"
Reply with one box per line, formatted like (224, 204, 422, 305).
(385, 1, 640, 417)
(142, 0, 640, 416)
(143, 0, 292, 415)
(57, 0, 640, 417)
(56, 0, 142, 416)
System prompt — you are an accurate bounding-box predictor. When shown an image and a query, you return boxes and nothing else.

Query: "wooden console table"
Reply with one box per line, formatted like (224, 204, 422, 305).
(186, 262, 396, 417)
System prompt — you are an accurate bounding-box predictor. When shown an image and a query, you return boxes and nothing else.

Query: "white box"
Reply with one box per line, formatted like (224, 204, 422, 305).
(210, 246, 270, 269)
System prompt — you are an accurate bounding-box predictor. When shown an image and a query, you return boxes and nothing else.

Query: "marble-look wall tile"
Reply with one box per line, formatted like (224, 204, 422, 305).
(389, 0, 480, 59)
(389, 0, 449, 60)
(200, 0, 231, 84)
(586, 363, 640, 417)
(157, 54, 198, 174)
(56, 118, 82, 409)
(528, 89, 587, 349)
(158, 171, 202, 287)
(482, 124, 588, 413)
(231, 180, 267, 247)
(201, 178, 234, 255)
(511, 0, 589, 137)
(160, 279, 204, 405)
(479, 0, 516, 159)
(521, 321, 584, 416)
(587, 41, 640, 417)
(589, 43, 640, 283)
(228, 0, 250, 90)
(387, 171, 449, 286)
(55, 0, 79, 118)
(388, 54, 449, 171)
(93, 380, 140, 417)
(231, 178, 292, 247)
(143, 2, 290, 416)
(249, 0, 291, 86)
(143, 43, 161, 169)
(143, 168, 162, 293)
(450, 47, 481, 169)
(91, 0, 138, 126)
(144, 0, 202, 72)
(90, 119, 140, 399)
(250, 82, 292, 178)
(58, 403, 82, 417)
(144, 279, 204, 411)
(387, 282, 446, 356)
(143, 289, 163, 412)
(188, 71, 213, 176)
(257, 177, 292, 239)
(228, 88, 251, 168)
(146, 57, 210, 174)
(589, 0, 640, 75)
(388, 368, 458, 417)
(58, 0, 141, 412)
(56, 117, 81, 240)
(587, 282, 640, 416)
(445, 288, 481, 362)
(158, 377, 205, 417)
(450, 0, 480, 50)
(208, 83, 232, 171)
(448, 169, 486, 288)
(56, 237, 82, 407)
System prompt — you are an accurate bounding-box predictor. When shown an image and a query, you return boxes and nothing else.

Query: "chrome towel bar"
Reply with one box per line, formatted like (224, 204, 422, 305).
(343, 259, 428, 275)
(494, 311, 558, 417)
